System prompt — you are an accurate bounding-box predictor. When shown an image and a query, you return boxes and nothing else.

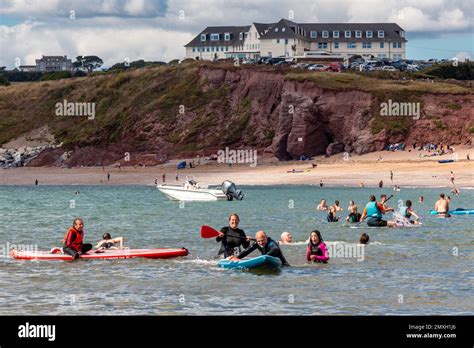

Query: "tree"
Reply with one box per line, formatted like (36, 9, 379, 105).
(74, 55, 104, 72)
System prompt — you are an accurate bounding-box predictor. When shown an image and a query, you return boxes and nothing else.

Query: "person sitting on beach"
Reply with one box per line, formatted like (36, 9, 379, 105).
(232, 231, 289, 266)
(62, 218, 93, 260)
(380, 194, 394, 212)
(399, 200, 421, 225)
(279, 232, 293, 244)
(96, 233, 124, 250)
(434, 193, 450, 218)
(216, 213, 250, 258)
(346, 200, 361, 223)
(359, 233, 369, 244)
(306, 230, 329, 263)
(360, 195, 397, 227)
(317, 199, 329, 211)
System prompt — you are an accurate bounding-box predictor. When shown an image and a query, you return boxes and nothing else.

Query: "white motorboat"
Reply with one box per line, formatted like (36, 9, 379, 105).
(157, 178, 244, 202)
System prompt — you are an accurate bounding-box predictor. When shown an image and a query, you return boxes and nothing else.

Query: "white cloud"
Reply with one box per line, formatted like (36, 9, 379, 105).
(0, 0, 472, 68)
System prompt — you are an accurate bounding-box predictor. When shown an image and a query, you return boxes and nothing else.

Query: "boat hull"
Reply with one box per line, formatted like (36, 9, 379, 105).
(157, 185, 227, 201)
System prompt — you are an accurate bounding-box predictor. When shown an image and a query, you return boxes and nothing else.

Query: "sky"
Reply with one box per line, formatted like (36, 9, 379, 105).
(0, 0, 473, 69)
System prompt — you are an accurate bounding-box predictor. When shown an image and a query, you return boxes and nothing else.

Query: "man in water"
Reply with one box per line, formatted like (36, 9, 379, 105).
(233, 231, 290, 266)
(360, 195, 397, 227)
(279, 232, 293, 244)
(380, 194, 394, 212)
(62, 218, 93, 260)
(399, 200, 421, 225)
(434, 193, 450, 218)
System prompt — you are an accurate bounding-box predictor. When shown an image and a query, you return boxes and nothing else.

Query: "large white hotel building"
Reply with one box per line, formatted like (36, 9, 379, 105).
(185, 18, 407, 60)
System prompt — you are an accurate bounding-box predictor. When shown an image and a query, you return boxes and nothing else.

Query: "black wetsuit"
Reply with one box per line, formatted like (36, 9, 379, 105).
(236, 237, 290, 266)
(216, 226, 249, 258)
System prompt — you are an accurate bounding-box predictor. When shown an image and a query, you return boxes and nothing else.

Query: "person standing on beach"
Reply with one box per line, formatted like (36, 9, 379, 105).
(450, 171, 455, 186)
(62, 218, 93, 260)
(107, 172, 110, 181)
(175, 172, 179, 182)
(216, 213, 250, 258)
(154, 178, 158, 185)
(162, 173, 166, 183)
(320, 180, 323, 187)
(35, 179, 38, 186)
(390, 171, 393, 183)
(379, 180, 383, 188)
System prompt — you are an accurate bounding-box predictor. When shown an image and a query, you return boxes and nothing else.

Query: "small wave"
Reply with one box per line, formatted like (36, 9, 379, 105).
(181, 258, 218, 265)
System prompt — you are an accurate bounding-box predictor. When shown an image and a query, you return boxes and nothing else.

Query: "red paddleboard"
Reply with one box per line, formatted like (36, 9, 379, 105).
(10, 248, 189, 261)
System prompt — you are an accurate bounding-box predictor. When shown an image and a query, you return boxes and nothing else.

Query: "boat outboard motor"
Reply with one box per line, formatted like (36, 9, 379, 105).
(221, 180, 244, 201)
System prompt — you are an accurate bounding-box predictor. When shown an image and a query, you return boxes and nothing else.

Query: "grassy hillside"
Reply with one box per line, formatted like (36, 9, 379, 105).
(0, 62, 471, 158)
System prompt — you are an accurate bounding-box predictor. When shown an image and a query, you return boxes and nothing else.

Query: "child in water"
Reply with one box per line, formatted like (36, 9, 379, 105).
(306, 230, 329, 263)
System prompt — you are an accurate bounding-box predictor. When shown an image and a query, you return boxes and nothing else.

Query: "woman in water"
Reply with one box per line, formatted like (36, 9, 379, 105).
(317, 199, 329, 211)
(96, 233, 124, 250)
(216, 213, 250, 258)
(306, 230, 329, 263)
(400, 200, 421, 225)
(346, 200, 361, 223)
(327, 205, 339, 222)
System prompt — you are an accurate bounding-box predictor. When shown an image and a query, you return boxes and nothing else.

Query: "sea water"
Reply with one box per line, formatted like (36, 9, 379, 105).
(0, 185, 472, 315)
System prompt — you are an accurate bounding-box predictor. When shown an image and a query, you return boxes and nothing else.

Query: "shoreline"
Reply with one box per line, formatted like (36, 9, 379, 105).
(1, 154, 473, 188)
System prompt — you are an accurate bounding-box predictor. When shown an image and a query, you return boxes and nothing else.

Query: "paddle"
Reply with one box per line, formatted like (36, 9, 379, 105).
(355, 194, 394, 227)
(200, 225, 255, 241)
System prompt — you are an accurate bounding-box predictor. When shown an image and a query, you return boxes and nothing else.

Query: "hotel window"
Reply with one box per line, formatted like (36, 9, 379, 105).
(210, 33, 219, 41)
(244, 32, 248, 39)
(282, 28, 286, 32)
(400, 31, 405, 38)
(310, 31, 317, 38)
(378, 30, 384, 38)
(380, 42, 384, 48)
(192, 48, 195, 52)
(334, 42, 339, 49)
(285, 39, 288, 44)
(393, 42, 401, 48)
(239, 32, 243, 40)
(345, 30, 351, 38)
(355, 30, 362, 38)
(226, 46, 229, 51)
(275, 27, 278, 32)
(318, 42, 328, 49)
(347, 42, 356, 49)
(276, 39, 280, 44)
(206, 47, 210, 52)
(221, 47, 224, 51)
(393, 53, 402, 60)
(322, 31, 329, 38)
(333, 31, 339, 38)
(362, 42, 372, 48)
(224, 33, 230, 41)
(366, 30, 373, 38)
(200, 34, 206, 41)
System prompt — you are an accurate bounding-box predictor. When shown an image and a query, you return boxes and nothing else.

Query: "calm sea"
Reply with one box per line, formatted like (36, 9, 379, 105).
(0, 185, 472, 315)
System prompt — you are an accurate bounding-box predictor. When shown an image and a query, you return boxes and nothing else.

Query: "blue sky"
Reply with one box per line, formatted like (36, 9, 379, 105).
(0, 0, 472, 68)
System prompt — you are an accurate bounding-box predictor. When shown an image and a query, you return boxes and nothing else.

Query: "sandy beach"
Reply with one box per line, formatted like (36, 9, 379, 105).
(1, 147, 472, 188)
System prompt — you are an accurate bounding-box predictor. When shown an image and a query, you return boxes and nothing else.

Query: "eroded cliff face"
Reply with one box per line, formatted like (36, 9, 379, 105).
(2, 64, 472, 167)
(199, 67, 473, 160)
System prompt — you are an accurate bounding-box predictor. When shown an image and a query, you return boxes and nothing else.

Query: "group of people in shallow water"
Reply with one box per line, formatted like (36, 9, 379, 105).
(215, 213, 336, 267)
(316, 194, 421, 227)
